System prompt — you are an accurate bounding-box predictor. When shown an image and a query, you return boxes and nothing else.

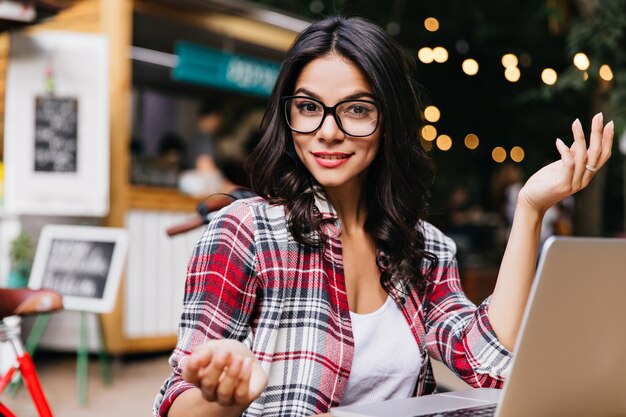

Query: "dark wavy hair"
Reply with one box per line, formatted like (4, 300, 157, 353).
(247, 16, 437, 291)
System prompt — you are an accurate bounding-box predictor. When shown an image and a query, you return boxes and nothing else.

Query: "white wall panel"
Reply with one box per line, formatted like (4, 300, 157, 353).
(124, 210, 203, 338)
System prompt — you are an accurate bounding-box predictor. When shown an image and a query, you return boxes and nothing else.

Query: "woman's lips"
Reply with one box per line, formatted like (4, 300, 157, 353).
(311, 152, 352, 168)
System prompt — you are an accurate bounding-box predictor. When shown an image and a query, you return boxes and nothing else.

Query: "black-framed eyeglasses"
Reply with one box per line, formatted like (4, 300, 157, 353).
(282, 95, 381, 137)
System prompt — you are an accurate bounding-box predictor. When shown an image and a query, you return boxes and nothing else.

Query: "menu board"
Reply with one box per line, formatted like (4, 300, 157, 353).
(41, 239, 114, 299)
(29, 225, 128, 313)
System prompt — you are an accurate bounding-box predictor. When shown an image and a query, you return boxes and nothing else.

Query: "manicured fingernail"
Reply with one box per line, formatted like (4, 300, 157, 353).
(574, 118, 582, 129)
(556, 138, 565, 147)
(609, 120, 614, 132)
(597, 112, 603, 124)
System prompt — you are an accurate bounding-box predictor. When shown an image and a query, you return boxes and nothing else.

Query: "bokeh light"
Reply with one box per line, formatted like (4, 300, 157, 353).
(462, 59, 479, 76)
(418, 47, 434, 64)
(492, 147, 507, 163)
(421, 125, 437, 141)
(573, 52, 590, 71)
(501, 53, 518, 68)
(436, 134, 452, 151)
(541, 68, 558, 85)
(464, 134, 479, 150)
(424, 17, 439, 32)
(433, 47, 449, 63)
(510, 146, 525, 162)
(599, 64, 614, 81)
(424, 105, 441, 122)
(504, 67, 520, 82)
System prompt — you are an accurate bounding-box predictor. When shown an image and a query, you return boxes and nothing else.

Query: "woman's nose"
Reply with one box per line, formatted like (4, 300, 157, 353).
(316, 113, 345, 142)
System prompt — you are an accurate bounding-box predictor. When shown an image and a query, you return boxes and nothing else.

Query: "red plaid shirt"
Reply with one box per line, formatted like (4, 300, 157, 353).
(154, 193, 512, 417)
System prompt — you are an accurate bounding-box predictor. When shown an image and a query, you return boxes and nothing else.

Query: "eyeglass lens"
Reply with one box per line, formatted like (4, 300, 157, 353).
(285, 97, 378, 137)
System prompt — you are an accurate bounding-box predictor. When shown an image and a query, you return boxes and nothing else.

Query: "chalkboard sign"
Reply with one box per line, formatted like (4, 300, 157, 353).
(29, 225, 129, 313)
(34, 96, 78, 173)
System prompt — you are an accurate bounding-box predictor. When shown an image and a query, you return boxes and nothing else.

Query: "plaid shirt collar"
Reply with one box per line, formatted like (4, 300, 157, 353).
(310, 182, 342, 238)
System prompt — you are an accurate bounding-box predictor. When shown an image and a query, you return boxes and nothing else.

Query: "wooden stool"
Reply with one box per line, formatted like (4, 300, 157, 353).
(0, 288, 62, 417)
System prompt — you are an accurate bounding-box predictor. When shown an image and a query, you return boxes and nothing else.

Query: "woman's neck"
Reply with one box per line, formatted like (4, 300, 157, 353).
(324, 184, 366, 236)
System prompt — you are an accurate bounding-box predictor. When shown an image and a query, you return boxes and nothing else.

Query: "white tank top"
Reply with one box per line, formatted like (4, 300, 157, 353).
(341, 296, 421, 406)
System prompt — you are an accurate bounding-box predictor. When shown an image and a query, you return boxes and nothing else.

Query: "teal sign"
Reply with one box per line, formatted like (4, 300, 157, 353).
(173, 42, 281, 97)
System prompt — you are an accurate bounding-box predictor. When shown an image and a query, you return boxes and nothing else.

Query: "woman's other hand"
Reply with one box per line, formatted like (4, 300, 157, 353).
(518, 112, 613, 214)
(182, 339, 268, 408)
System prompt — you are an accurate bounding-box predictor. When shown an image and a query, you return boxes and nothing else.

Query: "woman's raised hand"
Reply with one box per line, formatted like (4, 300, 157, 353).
(517, 112, 614, 214)
(183, 339, 268, 408)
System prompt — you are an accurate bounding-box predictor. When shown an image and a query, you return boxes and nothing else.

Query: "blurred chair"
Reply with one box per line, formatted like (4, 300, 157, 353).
(0, 288, 63, 417)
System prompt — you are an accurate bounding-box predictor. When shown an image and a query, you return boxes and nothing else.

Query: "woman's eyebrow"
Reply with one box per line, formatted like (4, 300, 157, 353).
(294, 87, 376, 101)
(294, 87, 321, 99)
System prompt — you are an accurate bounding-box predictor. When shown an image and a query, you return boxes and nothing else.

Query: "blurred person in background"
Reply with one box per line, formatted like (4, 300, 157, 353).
(491, 163, 524, 227)
(217, 108, 265, 164)
(439, 185, 498, 268)
(157, 131, 186, 172)
(155, 16, 614, 417)
(178, 101, 226, 196)
(492, 163, 574, 253)
(186, 100, 224, 172)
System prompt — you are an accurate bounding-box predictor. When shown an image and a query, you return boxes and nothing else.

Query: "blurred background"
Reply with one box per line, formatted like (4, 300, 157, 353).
(0, 0, 624, 415)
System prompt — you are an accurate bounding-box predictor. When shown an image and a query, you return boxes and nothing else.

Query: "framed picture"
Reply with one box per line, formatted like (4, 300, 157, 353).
(4, 31, 109, 216)
(29, 225, 128, 313)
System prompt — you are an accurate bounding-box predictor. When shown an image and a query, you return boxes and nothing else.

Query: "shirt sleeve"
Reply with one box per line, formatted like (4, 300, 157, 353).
(423, 231, 512, 389)
(153, 201, 258, 416)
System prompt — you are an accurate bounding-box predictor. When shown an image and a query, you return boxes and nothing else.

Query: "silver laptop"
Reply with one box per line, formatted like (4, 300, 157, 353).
(331, 237, 626, 417)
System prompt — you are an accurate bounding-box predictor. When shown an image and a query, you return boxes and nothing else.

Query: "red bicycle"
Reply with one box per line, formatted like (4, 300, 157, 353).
(0, 288, 63, 417)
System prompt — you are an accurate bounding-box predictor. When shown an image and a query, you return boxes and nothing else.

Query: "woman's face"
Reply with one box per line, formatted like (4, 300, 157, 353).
(289, 54, 381, 195)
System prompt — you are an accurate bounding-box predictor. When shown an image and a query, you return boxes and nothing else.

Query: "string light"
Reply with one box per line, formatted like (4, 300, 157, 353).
(501, 53, 518, 68)
(436, 134, 452, 151)
(599, 64, 614, 81)
(424, 17, 439, 32)
(541, 68, 558, 85)
(410, 36, 613, 167)
(418, 47, 434, 64)
(433, 47, 449, 63)
(492, 147, 507, 163)
(421, 125, 437, 141)
(510, 146, 525, 162)
(500, 53, 522, 83)
(462, 59, 479, 76)
(504, 67, 521, 82)
(573, 52, 590, 71)
(464, 134, 479, 149)
(424, 105, 441, 122)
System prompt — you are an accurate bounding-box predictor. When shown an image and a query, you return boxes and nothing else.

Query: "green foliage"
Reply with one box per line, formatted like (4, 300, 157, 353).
(9, 232, 35, 274)
(567, 0, 626, 61)
(567, 0, 626, 129)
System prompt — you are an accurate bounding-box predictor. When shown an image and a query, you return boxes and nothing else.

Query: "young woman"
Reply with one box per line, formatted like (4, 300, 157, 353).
(154, 16, 613, 417)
